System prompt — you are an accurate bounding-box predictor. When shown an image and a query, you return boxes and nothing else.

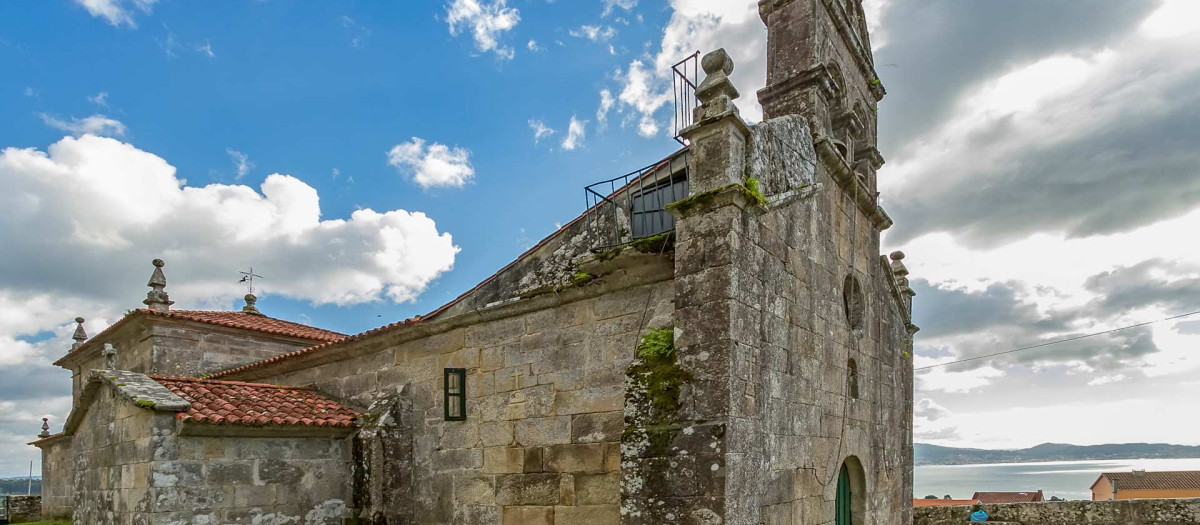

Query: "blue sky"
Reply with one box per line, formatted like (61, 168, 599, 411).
(4, 0, 1200, 476)
(1, 0, 688, 334)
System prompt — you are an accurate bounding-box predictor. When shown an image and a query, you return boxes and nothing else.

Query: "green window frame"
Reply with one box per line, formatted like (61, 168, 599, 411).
(444, 368, 467, 421)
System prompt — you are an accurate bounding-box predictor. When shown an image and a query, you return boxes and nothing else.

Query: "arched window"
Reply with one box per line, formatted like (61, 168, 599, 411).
(847, 358, 859, 399)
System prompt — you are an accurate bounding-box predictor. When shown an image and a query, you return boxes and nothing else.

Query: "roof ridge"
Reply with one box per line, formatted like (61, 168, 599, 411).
(149, 374, 315, 390)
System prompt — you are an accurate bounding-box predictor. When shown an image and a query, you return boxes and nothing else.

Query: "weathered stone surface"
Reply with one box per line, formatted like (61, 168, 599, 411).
(914, 498, 1200, 525)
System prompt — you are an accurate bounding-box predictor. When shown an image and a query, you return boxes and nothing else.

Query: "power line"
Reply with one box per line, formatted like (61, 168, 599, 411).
(914, 309, 1200, 372)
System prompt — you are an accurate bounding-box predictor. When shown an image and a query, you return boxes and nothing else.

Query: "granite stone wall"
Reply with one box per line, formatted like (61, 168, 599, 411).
(914, 498, 1200, 524)
(5, 495, 42, 523)
(251, 266, 676, 525)
(70, 386, 167, 524)
(37, 436, 73, 519)
(66, 379, 352, 524)
(71, 319, 321, 403)
(160, 434, 351, 524)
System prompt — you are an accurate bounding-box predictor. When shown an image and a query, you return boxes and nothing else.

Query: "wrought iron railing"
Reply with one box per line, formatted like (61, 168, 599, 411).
(583, 150, 690, 252)
(672, 51, 701, 145)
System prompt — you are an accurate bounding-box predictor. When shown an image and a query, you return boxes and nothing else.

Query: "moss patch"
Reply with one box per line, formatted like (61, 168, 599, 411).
(743, 177, 768, 207)
(630, 232, 675, 254)
(571, 272, 595, 286)
(664, 182, 767, 216)
(624, 327, 692, 455)
(135, 399, 157, 408)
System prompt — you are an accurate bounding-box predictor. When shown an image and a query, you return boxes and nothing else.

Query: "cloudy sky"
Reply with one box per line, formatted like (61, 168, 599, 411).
(1, 0, 1198, 476)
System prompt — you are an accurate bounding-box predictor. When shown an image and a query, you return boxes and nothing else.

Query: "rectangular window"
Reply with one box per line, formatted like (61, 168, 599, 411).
(444, 368, 467, 421)
(630, 172, 688, 239)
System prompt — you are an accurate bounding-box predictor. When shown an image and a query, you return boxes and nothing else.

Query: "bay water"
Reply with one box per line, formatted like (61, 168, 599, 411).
(915, 457, 1200, 501)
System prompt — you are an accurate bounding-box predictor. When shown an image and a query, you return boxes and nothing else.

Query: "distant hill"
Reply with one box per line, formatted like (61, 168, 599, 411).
(915, 443, 1200, 466)
(0, 477, 40, 495)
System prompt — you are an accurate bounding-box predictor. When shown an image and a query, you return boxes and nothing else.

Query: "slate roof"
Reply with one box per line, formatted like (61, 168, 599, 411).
(55, 308, 345, 366)
(971, 491, 1044, 504)
(1094, 471, 1200, 491)
(151, 376, 359, 428)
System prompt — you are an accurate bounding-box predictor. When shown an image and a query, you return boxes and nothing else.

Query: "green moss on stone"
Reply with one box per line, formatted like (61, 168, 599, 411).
(135, 399, 157, 408)
(625, 327, 692, 454)
(743, 177, 768, 207)
(665, 182, 767, 216)
(572, 272, 595, 286)
(630, 232, 675, 254)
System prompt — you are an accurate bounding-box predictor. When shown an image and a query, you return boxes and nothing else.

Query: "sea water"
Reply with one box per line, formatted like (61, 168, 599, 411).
(915, 457, 1200, 501)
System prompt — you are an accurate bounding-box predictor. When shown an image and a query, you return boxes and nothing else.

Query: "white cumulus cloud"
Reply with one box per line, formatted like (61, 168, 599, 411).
(0, 135, 458, 306)
(445, 0, 521, 60)
(387, 137, 476, 189)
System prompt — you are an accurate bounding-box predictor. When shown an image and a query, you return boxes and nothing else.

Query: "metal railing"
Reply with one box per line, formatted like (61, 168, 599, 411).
(672, 51, 701, 145)
(583, 150, 690, 252)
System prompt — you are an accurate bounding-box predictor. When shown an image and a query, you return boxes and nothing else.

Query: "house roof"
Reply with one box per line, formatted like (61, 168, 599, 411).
(1094, 471, 1200, 492)
(55, 308, 346, 366)
(971, 491, 1044, 504)
(913, 499, 980, 508)
(208, 148, 688, 380)
(151, 375, 359, 428)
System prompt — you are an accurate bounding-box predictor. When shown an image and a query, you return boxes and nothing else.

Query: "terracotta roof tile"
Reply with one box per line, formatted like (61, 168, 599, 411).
(971, 491, 1044, 504)
(150, 376, 359, 429)
(28, 433, 67, 446)
(1099, 471, 1200, 491)
(55, 309, 345, 366)
(206, 316, 422, 379)
(151, 310, 345, 342)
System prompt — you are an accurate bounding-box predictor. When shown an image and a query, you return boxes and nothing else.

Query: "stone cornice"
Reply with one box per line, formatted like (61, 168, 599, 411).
(813, 132, 892, 231)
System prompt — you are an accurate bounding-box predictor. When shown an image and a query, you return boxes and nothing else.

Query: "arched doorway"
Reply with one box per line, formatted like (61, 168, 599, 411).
(836, 463, 852, 525)
(836, 457, 866, 525)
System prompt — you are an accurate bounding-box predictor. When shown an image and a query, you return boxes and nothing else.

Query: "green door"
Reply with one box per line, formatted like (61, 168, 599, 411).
(836, 463, 852, 525)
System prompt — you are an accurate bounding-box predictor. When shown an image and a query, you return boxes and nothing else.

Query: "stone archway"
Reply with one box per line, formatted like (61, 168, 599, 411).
(836, 456, 867, 525)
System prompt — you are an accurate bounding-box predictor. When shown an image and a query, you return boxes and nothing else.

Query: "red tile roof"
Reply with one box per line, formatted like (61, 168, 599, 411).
(55, 308, 345, 366)
(1096, 471, 1200, 491)
(913, 499, 980, 508)
(151, 376, 359, 428)
(153, 310, 345, 342)
(207, 316, 422, 379)
(971, 491, 1044, 504)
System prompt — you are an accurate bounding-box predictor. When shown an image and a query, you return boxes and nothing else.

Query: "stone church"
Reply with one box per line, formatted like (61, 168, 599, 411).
(31, 0, 917, 523)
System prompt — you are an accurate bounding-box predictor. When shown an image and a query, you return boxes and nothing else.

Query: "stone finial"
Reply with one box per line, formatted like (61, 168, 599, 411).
(103, 343, 118, 369)
(39, 418, 50, 438)
(71, 317, 88, 349)
(242, 293, 262, 315)
(889, 251, 908, 277)
(143, 259, 174, 313)
(695, 48, 740, 106)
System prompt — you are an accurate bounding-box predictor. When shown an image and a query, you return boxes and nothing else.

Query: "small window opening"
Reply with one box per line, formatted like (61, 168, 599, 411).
(843, 275, 864, 336)
(847, 358, 859, 399)
(444, 368, 467, 421)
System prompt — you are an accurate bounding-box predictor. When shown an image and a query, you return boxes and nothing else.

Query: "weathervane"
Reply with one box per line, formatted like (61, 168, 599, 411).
(238, 268, 263, 294)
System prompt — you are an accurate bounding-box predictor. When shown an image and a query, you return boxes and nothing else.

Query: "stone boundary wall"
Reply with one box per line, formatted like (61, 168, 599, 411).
(914, 498, 1200, 524)
(5, 494, 42, 523)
